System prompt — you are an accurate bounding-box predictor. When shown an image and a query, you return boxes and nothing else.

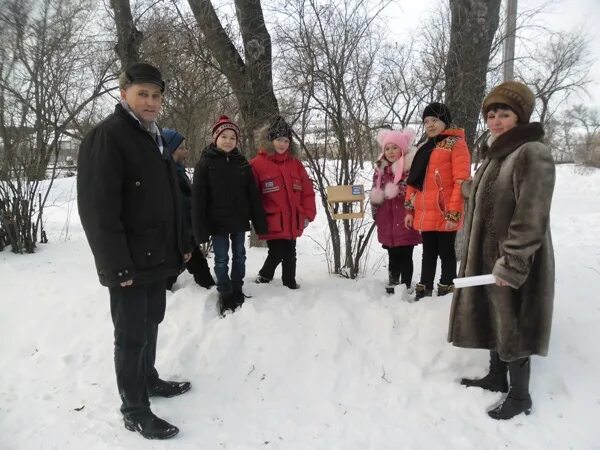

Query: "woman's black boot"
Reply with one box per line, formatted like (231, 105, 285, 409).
(461, 351, 509, 393)
(488, 357, 532, 420)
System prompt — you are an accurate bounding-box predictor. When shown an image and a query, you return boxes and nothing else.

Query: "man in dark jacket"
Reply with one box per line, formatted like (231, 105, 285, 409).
(77, 63, 191, 440)
(162, 128, 215, 290)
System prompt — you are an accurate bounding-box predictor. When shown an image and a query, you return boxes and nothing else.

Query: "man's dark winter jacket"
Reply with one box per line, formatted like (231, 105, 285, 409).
(77, 104, 189, 287)
(192, 144, 267, 243)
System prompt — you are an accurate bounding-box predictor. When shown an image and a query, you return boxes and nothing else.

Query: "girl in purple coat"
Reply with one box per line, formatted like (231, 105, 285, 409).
(370, 128, 422, 294)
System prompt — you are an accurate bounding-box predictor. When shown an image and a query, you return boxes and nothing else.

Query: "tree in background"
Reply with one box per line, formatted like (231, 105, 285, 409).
(275, 0, 386, 278)
(517, 31, 592, 127)
(186, 0, 280, 150)
(138, 4, 236, 162)
(2, 0, 598, 256)
(378, 42, 440, 133)
(568, 105, 600, 167)
(377, 2, 448, 143)
(0, 0, 115, 253)
(110, 0, 143, 68)
(445, 0, 501, 150)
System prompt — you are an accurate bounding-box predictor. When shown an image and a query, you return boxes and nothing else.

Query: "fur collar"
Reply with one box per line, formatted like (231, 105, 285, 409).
(485, 122, 544, 159)
(259, 140, 299, 157)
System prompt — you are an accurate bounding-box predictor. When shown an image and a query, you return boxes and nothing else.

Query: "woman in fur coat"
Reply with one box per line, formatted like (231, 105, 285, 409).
(448, 81, 555, 420)
(370, 128, 422, 294)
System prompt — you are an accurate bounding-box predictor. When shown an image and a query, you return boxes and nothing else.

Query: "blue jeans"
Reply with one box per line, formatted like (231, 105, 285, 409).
(212, 232, 246, 294)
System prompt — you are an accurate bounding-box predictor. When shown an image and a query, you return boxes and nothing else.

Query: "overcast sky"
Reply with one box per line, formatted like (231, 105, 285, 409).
(385, 0, 600, 108)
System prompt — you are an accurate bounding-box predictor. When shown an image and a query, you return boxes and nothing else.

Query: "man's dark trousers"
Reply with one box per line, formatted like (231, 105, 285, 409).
(109, 279, 166, 418)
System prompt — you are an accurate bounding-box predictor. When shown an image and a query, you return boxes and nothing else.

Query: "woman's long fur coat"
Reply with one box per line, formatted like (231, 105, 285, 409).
(448, 123, 555, 361)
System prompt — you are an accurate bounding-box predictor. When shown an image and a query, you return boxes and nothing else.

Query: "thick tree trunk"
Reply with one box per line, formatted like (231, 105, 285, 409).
(445, 0, 500, 261)
(188, 0, 279, 248)
(187, 0, 279, 152)
(445, 0, 501, 150)
(110, 0, 142, 68)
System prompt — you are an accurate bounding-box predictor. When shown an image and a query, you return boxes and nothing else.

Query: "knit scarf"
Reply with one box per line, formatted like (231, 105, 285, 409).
(406, 134, 445, 191)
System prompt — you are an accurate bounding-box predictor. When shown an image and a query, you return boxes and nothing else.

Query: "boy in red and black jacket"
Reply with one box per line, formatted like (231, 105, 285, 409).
(250, 116, 316, 289)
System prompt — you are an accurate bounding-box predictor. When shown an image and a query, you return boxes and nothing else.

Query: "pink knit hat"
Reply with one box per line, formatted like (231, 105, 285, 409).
(376, 128, 416, 183)
(377, 128, 415, 152)
(370, 128, 417, 205)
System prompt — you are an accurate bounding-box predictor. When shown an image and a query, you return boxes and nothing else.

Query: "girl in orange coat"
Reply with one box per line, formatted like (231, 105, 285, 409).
(404, 103, 471, 300)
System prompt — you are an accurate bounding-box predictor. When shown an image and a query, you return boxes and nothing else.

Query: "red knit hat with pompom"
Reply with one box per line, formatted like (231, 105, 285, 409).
(212, 115, 240, 143)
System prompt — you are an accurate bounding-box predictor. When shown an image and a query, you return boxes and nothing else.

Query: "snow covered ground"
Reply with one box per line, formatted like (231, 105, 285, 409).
(1, 164, 599, 449)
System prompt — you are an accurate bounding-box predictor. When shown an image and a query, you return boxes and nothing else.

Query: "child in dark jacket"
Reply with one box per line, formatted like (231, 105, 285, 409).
(192, 116, 267, 315)
(162, 128, 215, 290)
(250, 116, 316, 289)
(370, 128, 422, 294)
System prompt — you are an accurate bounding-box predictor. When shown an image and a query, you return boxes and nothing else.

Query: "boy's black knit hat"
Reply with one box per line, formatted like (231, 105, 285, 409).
(268, 116, 293, 141)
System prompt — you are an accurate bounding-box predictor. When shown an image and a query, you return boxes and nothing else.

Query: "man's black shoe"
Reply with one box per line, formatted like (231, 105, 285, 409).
(148, 379, 191, 398)
(124, 412, 179, 439)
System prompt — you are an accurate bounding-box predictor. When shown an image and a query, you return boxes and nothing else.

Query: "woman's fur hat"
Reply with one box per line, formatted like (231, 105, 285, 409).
(482, 81, 536, 124)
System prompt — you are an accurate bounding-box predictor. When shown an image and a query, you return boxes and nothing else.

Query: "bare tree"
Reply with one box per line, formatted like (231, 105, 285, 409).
(108, 0, 280, 151)
(541, 116, 574, 164)
(457, 1, 561, 140)
(417, 2, 450, 106)
(376, 2, 450, 144)
(567, 104, 600, 167)
(275, 0, 386, 278)
(517, 31, 592, 127)
(186, 0, 279, 150)
(378, 43, 430, 133)
(110, 0, 143, 67)
(138, 4, 236, 163)
(0, 0, 115, 253)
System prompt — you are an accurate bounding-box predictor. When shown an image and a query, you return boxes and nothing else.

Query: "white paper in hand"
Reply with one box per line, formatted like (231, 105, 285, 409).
(453, 274, 496, 289)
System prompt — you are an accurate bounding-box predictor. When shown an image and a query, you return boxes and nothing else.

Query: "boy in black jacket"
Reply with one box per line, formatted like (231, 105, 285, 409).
(192, 115, 267, 315)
